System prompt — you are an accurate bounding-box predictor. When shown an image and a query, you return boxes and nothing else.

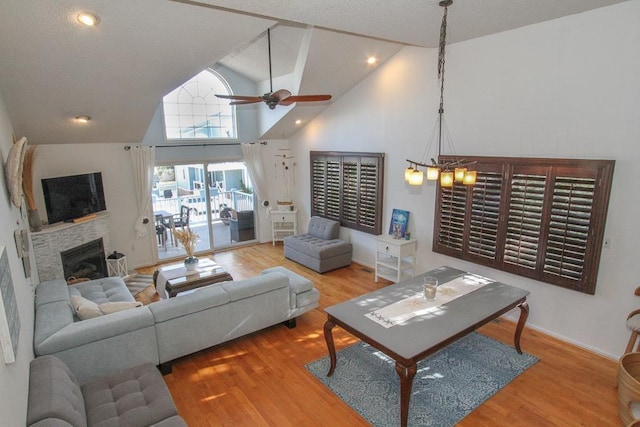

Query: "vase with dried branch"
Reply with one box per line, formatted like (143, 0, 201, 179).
(173, 228, 199, 270)
(22, 146, 41, 232)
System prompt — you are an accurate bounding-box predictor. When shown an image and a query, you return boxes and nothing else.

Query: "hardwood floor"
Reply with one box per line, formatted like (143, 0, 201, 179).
(137, 243, 620, 426)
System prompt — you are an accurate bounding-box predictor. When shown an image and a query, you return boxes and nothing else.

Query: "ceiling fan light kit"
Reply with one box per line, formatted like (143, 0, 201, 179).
(215, 28, 332, 110)
(405, 0, 476, 188)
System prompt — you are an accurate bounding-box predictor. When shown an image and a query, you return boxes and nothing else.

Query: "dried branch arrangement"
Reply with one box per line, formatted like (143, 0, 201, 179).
(173, 228, 198, 257)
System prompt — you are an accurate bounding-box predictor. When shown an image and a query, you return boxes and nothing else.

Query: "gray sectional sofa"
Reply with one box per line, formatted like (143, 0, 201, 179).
(284, 216, 352, 273)
(34, 268, 319, 383)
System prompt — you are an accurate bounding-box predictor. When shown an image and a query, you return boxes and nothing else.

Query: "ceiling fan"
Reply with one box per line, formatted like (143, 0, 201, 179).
(215, 28, 332, 110)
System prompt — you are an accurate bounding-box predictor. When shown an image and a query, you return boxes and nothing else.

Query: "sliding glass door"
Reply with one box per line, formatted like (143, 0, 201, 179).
(152, 161, 255, 261)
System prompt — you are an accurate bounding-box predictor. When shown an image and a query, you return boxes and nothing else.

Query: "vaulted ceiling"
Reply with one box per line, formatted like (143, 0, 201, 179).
(0, 0, 630, 145)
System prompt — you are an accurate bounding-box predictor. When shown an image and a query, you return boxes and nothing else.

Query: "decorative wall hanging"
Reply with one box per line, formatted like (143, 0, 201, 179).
(4, 135, 27, 208)
(21, 146, 41, 232)
(14, 229, 30, 278)
(275, 149, 295, 198)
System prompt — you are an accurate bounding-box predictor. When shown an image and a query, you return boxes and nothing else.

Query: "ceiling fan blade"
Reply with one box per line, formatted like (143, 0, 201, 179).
(216, 94, 262, 102)
(271, 89, 292, 101)
(229, 99, 263, 106)
(279, 94, 332, 105)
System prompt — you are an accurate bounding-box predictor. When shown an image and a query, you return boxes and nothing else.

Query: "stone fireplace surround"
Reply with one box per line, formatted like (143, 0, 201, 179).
(30, 212, 112, 282)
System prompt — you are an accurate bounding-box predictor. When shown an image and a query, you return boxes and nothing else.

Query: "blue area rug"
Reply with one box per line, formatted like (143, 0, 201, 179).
(306, 332, 538, 427)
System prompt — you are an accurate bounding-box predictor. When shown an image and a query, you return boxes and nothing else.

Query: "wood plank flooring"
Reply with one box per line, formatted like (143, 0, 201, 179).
(136, 243, 620, 426)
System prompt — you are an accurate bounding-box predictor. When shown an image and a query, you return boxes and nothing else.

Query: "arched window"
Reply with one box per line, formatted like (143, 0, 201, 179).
(163, 69, 236, 140)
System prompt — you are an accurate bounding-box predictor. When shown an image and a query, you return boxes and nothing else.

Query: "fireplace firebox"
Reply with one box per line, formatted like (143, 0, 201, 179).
(60, 238, 107, 280)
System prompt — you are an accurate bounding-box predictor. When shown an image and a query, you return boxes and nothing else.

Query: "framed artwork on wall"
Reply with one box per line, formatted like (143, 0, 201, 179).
(388, 209, 410, 238)
(0, 246, 20, 364)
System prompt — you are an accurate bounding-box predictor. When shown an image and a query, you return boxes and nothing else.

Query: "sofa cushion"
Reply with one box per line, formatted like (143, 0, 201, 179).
(82, 363, 180, 427)
(71, 295, 103, 320)
(71, 295, 143, 320)
(221, 273, 288, 302)
(307, 216, 340, 240)
(100, 301, 143, 315)
(35, 279, 72, 308)
(148, 285, 230, 323)
(284, 234, 352, 259)
(69, 277, 134, 305)
(261, 267, 314, 310)
(27, 355, 87, 427)
(34, 300, 75, 351)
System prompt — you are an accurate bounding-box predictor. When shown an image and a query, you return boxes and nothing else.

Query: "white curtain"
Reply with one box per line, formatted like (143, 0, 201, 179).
(241, 142, 268, 203)
(130, 146, 156, 238)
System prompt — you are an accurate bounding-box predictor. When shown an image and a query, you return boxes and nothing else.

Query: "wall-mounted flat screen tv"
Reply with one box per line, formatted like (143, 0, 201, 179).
(42, 172, 107, 224)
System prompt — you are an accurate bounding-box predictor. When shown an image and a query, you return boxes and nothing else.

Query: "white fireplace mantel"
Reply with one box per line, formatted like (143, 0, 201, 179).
(30, 212, 112, 282)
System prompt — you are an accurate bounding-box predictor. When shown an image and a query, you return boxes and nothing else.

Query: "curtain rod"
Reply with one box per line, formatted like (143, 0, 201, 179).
(123, 141, 267, 151)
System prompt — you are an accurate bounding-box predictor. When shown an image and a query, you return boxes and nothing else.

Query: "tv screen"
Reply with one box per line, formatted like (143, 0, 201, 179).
(42, 172, 107, 224)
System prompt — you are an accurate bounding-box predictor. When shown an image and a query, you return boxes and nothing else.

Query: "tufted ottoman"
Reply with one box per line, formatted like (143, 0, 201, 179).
(284, 216, 352, 273)
(27, 355, 186, 427)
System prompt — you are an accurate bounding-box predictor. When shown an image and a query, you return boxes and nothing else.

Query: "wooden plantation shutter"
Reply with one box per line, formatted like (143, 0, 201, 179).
(435, 183, 468, 255)
(310, 151, 384, 235)
(341, 157, 359, 227)
(311, 156, 341, 221)
(503, 169, 547, 277)
(541, 168, 600, 291)
(311, 158, 328, 217)
(358, 157, 381, 233)
(326, 159, 341, 220)
(466, 166, 504, 264)
(433, 156, 614, 295)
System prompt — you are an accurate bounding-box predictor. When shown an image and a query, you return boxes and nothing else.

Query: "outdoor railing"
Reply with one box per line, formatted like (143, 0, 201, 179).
(152, 190, 254, 224)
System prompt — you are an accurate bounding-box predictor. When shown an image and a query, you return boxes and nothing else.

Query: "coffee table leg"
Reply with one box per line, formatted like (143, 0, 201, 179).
(514, 301, 529, 354)
(324, 319, 337, 376)
(395, 362, 417, 427)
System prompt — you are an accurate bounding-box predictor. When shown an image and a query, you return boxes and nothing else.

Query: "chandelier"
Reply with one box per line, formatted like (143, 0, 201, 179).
(405, 0, 476, 187)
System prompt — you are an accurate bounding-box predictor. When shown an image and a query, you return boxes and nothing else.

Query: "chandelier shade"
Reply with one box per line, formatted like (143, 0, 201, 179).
(404, 166, 414, 182)
(440, 171, 454, 187)
(409, 169, 424, 185)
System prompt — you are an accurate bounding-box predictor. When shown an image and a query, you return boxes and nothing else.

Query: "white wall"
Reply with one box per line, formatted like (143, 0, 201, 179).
(290, 1, 640, 359)
(30, 143, 155, 270)
(0, 89, 37, 425)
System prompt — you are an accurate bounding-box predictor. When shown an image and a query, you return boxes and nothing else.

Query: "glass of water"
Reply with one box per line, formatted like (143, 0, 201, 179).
(423, 276, 438, 301)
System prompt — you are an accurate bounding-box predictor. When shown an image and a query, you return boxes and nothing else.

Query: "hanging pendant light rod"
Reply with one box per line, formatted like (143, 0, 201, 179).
(404, 0, 476, 187)
(268, 28, 273, 94)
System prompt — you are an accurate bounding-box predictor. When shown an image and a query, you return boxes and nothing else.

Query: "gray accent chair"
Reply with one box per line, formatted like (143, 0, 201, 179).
(27, 355, 186, 426)
(284, 216, 352, 273)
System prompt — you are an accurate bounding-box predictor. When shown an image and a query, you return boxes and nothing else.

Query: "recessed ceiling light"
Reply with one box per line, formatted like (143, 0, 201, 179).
(367, 56, 377, 65)
(77, 12, 100, 26)
(295, 119, 302, 125)
(74, 115, 91, 123)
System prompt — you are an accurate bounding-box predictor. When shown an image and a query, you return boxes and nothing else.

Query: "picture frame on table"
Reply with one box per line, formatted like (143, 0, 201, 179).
(388, 209, 410, 239)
